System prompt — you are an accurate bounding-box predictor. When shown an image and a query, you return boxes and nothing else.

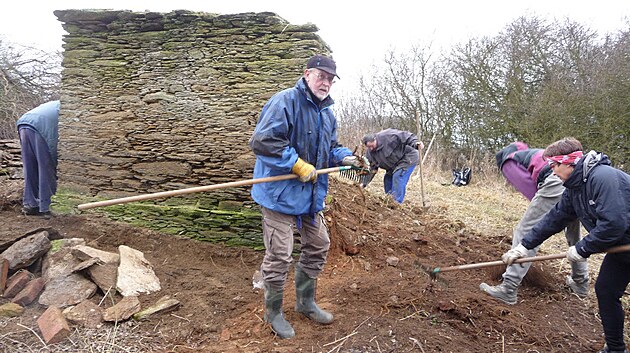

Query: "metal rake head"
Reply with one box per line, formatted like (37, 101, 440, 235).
(338, 166, 371, 184)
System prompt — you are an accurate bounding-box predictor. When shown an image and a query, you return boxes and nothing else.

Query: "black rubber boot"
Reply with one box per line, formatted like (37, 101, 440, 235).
(263, 283, 295, 339)
(295, 266, 333, 324)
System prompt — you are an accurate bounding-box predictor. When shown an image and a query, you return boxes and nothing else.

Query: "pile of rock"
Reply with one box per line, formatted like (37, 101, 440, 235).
(0, 228, 180, 344)
(0, 139, 22, 181)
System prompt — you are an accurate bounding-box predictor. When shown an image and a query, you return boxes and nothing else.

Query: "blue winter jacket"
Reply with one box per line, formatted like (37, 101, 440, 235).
(16, 100, 60, 164)
(249, 78, 352, 216)
(522, 151, 630, 257)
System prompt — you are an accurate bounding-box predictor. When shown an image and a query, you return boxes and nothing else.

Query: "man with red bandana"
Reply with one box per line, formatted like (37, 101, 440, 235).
(480, 141, 588, 304)
(502, 137, 630, 353)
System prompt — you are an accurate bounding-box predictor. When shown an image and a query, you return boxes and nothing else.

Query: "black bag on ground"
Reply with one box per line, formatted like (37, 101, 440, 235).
(452, 167, 471, 186)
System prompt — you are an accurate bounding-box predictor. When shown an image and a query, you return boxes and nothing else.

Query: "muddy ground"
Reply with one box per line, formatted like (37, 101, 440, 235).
(0, 178, 611, 352)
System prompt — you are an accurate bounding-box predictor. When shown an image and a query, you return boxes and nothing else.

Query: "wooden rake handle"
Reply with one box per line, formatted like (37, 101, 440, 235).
(433, 243, 630, 275)
(77, 166, 351, 210)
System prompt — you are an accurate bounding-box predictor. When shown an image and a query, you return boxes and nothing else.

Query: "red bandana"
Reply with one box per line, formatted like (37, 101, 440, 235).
(546, 151, 583, 166)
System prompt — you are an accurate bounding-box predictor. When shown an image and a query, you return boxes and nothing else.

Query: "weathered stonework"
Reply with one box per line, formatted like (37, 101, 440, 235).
(0, 140, 22, 181)
(53, 10, 332, 246)
(54, 9, 330, 200)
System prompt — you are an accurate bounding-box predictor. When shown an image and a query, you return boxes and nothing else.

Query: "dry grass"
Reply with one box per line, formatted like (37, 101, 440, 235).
(0, 317, 166, 352)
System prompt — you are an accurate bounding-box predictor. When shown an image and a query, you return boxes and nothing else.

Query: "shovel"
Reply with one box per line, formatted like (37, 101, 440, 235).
(430, 243, 630, 279)
(77, 165, 363, 210)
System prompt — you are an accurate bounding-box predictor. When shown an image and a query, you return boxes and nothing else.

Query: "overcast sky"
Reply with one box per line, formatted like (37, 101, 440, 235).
(1, 0, 628, 93)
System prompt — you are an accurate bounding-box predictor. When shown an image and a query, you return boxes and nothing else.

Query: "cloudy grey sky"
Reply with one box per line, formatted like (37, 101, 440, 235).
(1, 0, 628, 92)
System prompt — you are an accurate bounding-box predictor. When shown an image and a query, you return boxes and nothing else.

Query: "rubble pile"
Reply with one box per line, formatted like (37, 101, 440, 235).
(0, 139, 22, 181)
(0, 228, 180, 344)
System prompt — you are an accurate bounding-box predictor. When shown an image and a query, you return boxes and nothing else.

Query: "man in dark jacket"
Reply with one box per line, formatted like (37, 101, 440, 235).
(480, 141, 588, 304)
(362, 129, 422, 203)
(502, 137, 630, 353)
(249, 55, 360, 339)
(16, 100, 60, 218)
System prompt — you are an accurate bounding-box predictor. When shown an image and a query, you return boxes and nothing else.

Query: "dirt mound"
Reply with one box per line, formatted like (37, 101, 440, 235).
(0, 178, 603, 352)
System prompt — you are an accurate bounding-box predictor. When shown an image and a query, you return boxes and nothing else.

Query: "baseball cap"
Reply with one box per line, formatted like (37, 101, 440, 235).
(307, 55, 339, 79)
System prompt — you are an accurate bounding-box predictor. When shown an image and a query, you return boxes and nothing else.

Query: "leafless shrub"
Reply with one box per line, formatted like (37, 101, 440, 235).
(0, 37, 61, 139)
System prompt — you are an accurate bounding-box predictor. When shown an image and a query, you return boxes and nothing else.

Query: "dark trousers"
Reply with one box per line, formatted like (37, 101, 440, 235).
(595, 251, 630, 351)
(19, 127, 57, 212)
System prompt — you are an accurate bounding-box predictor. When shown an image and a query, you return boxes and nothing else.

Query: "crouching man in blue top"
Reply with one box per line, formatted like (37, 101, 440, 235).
(249, 55, 363, 339)
(502, 137, 630, 353)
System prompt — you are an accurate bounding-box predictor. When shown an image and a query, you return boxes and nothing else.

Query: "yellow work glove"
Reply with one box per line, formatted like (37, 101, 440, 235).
(292, 158, 317, 183)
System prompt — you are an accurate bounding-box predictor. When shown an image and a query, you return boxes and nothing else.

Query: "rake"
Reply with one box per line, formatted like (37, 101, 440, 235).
(428, 243, 630, 280)
(77, 165, 368, 210)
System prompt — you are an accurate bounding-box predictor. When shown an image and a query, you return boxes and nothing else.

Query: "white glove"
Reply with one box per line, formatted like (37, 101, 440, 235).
(342, 156, 360, 167)
(501, 244, 529, 266)
(567, 246, 586, 263)
(342, 156, 370, 169)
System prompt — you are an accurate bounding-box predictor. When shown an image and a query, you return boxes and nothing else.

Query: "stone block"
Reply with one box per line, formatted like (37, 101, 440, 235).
(3, 270, 33, 298)
(12, 277, 46, 306)
(37, 306, 71, 344)
(0, 258, 8, 295)
(63, 300, 104, 328)
(0, 302, 24, 317)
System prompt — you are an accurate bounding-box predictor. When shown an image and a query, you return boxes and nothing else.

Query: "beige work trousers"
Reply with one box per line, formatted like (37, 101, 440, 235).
(260, 207, 330, 288)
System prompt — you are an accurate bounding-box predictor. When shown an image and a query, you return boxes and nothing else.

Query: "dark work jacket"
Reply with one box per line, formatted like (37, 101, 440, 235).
(365, 129, 418, 174)
(522, 151, 630, 257)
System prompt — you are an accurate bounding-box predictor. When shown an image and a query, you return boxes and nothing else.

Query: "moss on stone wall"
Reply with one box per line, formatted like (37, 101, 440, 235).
(52, 188, 264, 250)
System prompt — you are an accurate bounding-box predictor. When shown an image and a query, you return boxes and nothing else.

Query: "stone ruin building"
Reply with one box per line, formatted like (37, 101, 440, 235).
(52, 9, 334, 246)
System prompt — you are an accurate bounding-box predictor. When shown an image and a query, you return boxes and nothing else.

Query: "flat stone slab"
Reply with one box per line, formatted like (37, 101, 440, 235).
(116, 245, 160, 297)
(1, 231, 51, 271)
(39, 273, 97, 307)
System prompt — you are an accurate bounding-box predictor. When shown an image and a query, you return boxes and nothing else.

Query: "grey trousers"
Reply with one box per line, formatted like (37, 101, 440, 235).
(260, 207, 330, 288)
(19, 127, 57, 212)
(503, 174, 589, 287)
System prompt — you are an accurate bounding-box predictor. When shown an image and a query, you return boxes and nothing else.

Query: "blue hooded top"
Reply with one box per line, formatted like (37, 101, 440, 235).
(16, 100, 60, 164)
(249, 78, 352, 216)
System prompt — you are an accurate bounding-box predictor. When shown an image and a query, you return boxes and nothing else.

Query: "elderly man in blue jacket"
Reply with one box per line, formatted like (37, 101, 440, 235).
(249, 55, 362, 339)
(16, 100, 60, 218)
(502, 137, 630, 353)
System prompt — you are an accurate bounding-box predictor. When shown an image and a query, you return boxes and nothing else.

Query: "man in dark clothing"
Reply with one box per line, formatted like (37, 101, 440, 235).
(16, 100, 60, 218)
(480, 141, 588, 305)
(502, 137, 630, 353)
(361, 128, 422, 203)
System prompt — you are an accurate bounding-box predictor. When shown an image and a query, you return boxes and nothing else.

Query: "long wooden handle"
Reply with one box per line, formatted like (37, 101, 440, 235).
(434, 243, 630, 274)
(77, 166, 350, 210)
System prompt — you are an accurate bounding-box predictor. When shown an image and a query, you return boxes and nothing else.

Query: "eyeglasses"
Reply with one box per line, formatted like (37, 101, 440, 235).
(310, 70, 336, 84)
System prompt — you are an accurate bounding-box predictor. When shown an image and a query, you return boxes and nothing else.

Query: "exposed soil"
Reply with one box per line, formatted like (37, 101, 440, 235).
(0, 178, 608, 352)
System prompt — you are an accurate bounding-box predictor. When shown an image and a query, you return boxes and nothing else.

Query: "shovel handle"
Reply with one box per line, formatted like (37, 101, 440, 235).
(433, 243, 630, 274)
(77, 166, 350, 210)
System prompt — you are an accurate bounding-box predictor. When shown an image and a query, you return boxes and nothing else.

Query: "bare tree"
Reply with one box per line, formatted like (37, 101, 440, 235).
(337, 44, 435, 146)
(0, 38, 61, 139)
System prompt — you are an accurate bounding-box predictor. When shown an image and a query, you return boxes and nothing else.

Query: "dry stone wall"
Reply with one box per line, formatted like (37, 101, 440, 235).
(0, 140, 22, 181)
(54, 9, 331, 202)
(52, 9, 333, 246)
